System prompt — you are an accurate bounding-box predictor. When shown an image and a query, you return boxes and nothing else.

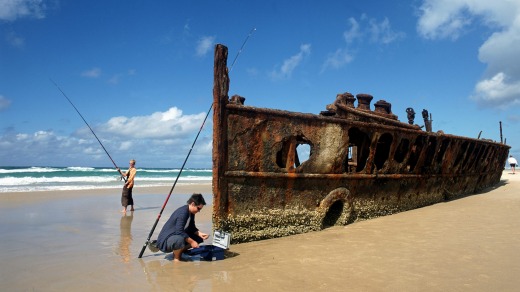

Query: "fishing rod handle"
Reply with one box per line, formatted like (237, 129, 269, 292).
(138, 211, 162, 258)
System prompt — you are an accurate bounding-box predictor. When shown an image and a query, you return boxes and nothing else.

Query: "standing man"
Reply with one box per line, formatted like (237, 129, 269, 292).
(154, 193, 209, 261)
(508, 155, 518, 174)
(117, 159, 137, 213)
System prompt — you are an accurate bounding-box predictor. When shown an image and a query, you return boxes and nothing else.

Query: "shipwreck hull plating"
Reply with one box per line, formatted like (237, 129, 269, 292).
(212, 44, 509, 244)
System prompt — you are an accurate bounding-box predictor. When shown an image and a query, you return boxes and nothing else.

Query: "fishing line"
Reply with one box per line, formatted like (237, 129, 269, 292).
(229, 27, 256, 73)
(50, 79, 127, 182)
(137, 28, 256, 258)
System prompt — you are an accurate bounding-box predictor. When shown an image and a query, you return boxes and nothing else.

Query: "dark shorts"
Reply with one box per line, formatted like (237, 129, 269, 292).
(121, 186, 134, 207)
(162, 234, 204, 253)
(511, 163, 517, 168)
(163, 235, 188, 252)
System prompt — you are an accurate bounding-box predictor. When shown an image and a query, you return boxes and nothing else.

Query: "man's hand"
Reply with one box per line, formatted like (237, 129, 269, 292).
(186, 237, 199, 249)
(198, 231, 209, 240)
(190, 240, 199, 249)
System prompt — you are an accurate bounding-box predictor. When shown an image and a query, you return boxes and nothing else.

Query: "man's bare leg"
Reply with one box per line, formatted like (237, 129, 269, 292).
(172, 245, 191, 262)
(173, 249, 183, 262)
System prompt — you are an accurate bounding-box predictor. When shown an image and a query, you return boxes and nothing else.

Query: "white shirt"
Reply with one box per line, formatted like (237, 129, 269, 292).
(508, 157, 518, 165)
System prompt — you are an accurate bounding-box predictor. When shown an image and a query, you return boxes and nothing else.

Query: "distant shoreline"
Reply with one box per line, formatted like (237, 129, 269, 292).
(0, 182, 213, 207)
(0, 165, 212, 193)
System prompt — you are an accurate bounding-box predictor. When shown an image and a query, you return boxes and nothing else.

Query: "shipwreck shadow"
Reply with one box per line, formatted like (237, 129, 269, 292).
(443, 179, 509, 202)
(476, 179, 509, 194)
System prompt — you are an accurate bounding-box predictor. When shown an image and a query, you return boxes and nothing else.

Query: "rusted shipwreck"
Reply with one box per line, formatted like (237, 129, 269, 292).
(211, 44, 510, 244)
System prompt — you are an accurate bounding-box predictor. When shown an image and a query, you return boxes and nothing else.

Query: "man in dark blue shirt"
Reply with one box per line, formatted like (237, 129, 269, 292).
(155, 193, 209, 261)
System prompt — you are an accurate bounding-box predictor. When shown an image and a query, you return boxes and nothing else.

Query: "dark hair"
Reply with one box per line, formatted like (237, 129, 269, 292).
(187, 193, 206, 206)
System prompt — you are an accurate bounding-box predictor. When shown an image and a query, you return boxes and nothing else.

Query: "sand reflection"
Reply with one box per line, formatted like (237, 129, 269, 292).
(118, 212, 133, 263)
(139, 258, 215, 290)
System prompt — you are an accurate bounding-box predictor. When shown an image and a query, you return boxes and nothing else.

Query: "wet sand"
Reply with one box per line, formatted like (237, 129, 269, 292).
(1, 171, 519, 291)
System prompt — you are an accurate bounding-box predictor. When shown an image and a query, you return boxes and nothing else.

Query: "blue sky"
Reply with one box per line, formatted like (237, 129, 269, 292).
(1, 0, 519, 168)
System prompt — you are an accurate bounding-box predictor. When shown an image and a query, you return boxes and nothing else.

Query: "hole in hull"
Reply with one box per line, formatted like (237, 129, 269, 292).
(322, 200, 344, 228)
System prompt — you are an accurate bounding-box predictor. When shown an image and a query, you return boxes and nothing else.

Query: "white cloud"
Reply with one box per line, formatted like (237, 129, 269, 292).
(33, 130, 53, 141)
(0, 0, 46, 21)
(270, 44, 311, 79)
(15, 133, 29, 140)
(323, 15, 404, 71)
(81, 67, 102, 78)
(417, 0, 520, 107)
(343, 17, 361, 43)
(0, 107, 213, 167)
(0, 95, 12, 110)
(417, 0, 515, 40)
(119, 141, 133, 151)
(100, 107, 207, 139)
(478, 18, 520, 76)
(472, 72, 520, 105)
(369, 17, 406, 44)
(322, 48, 354, 72)
(196, 36, 215, 57)
(417, 1, 471, 40)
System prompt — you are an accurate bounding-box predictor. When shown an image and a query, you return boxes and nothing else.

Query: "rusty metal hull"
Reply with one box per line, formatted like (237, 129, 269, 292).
(212, 44, 510, 244)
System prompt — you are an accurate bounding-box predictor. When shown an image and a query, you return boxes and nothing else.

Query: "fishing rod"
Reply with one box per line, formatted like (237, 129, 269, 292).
(50, 79, 127, 182)
(137, 103, 212, 258)
(137, 27, 256, 258)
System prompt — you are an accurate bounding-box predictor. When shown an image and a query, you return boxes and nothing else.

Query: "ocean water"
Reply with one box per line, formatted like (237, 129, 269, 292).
(0, 166, 212, 193)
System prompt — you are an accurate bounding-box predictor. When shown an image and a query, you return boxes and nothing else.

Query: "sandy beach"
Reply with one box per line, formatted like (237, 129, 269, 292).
(1, 170, 519, 291)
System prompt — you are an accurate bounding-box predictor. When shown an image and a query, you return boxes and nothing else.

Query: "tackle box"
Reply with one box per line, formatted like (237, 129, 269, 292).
(186, 230, 231, 261)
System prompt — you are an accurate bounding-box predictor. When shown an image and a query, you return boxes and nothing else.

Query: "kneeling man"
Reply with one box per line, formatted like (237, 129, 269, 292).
(156, 193, 209, 261)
